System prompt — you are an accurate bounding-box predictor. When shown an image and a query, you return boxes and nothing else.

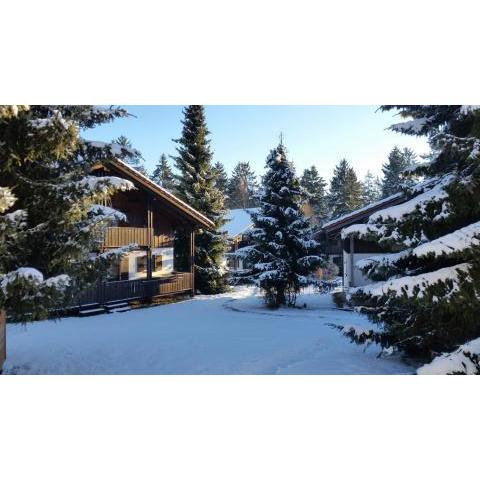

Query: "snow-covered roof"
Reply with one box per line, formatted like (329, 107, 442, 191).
(322, 192, 404, 231)
(224, 208, 258, 237)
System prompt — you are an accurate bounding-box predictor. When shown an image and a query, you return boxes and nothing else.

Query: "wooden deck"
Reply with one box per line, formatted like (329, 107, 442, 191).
(71, 272, 193, 308)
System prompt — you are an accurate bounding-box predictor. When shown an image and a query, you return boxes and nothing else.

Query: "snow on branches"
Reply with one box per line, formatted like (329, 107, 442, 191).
(83, 139, 141, 160)
(233, 143, 325, 307)
(89, 204, 127, 224)
(0, 187, 17, 213)
(417, 337, 480, 374)
(0, 267, 72, 320)
(391, 117, 429, 135)
(340, 106, 480, 362)
(351, 263, 471, 300)
(0, 268, 70, 296)
(76, 175, 134, 196)
(342, 175, 455, 243)
(0, 105, 138, 320)
(355, 221, 480, 280)
(410, 221, 480, 259)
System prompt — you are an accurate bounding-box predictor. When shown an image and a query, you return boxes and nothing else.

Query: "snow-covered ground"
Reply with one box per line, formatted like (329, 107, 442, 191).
(4, 287, 414, 374)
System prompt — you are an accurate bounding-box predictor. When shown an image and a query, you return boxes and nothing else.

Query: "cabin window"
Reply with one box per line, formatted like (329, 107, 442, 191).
(153, 255, 163, 272)
(106, 256, 129, 281)
(136, 255, 147, 274)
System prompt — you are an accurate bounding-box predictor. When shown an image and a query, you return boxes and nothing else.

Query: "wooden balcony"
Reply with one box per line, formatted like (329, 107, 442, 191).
(104, 227, 174, 248)
(72, 272, 193, 307)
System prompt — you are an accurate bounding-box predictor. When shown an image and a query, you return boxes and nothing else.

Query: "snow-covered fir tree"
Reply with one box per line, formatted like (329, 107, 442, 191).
(300, 166, 328, 220)
(362, 170, 382, 205)
(339, 105, 480, 366)
(227, 161, 259, 209)
(234, 142, 325, 308)
(328, 159, 363, 218)
(112, 135, 148, 177)
(212, 161, 229, 198)
(381, 146, 417, 197)
(0, 105, 136, 321)
(172, 105, 228, 294)
(150, 153, 175, 191)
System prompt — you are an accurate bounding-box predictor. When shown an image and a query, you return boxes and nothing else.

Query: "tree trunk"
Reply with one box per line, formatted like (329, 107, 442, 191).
(0, 309, 6, 374)
(275, 288, 286, 307)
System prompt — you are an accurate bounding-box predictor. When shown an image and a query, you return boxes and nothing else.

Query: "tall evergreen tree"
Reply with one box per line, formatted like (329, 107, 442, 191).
(112, 135, 148, 176)
(0, 105, 136, 321)
(227, 161, 259, 209)
(234, 143, 325, 308)
(328, 159, 363, 218)
(151, 153, 175, 191)
(172, 105, 228, 294)
(362, 170, 382, 205)
(212, 161, 229, 197)
(381, 146, 417, 197)
(339, 105, 480, 370)
(300, 166, 328, 220)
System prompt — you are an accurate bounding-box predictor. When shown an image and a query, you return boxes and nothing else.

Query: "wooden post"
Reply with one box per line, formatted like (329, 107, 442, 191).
(234, 237, 238, 270)
(146, 197, 153, 280)
(349, 236, 355, 288)
(190, 228, 195, 295)
(0, 309, 6, 374)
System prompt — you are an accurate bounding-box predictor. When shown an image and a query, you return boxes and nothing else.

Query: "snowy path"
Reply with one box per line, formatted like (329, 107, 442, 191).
(4, 287, 414, 374)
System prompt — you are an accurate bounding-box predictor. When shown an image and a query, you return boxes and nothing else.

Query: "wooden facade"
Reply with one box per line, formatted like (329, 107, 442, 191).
(70, 159, 214, 309)
(103, 227, 174, 248)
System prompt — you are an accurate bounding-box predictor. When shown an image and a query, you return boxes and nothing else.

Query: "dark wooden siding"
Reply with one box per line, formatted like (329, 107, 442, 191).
(103, 227, 174, 248)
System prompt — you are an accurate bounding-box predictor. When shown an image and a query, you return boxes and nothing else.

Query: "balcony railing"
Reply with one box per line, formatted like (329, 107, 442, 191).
(104, 227, 174, 248)
(72, 272, 193, 307)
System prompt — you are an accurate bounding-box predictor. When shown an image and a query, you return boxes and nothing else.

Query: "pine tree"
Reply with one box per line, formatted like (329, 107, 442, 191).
(381, 146, 417, 197)
(172, 105, 228, 294)
(112, 135, 148, 176)
(340, 105, 480, 363)
(212, 161, 229, 197)
(234, 142, 325, 308)
(362, 170, 382, 205)
(328, 159, 363, 218)
(300, 166, 328, 220)
(227, 161, 259, 209)
(0, 105, 136, 321)
(151, 153, 175, 191)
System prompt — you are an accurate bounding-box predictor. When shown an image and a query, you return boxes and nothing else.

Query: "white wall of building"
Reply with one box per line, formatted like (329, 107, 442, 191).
(128, 250, 147, 280)
(125, 248, 175, 280)
(343, 251, 373, 288)
(152, 247, 174, 276)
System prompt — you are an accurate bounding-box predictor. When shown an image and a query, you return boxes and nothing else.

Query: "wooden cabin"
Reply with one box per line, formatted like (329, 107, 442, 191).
(73, 158, 214, 313)
(321, 193, 405, 289)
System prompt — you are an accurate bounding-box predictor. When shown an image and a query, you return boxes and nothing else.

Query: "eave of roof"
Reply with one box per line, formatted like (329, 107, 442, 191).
(105, 158, 215, 230)
(322, 192, 405, 234)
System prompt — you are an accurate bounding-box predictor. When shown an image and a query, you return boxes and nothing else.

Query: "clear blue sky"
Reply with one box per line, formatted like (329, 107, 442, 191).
(86, 106, 429, 182)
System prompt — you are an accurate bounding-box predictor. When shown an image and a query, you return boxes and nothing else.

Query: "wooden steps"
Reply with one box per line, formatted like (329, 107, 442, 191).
(78, 305, 107, 317)
(105, 301, 131, 314)
(78, 300, 132, 317)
